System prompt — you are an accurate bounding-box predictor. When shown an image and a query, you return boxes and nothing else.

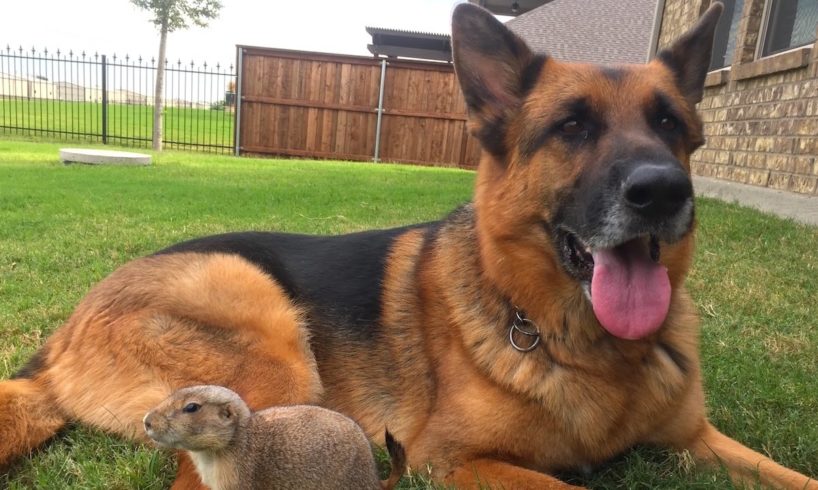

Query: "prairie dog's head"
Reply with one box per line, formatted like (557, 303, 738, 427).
(143, 385, 250, 452)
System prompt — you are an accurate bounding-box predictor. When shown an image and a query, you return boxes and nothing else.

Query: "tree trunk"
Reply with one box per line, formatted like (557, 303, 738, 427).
(152, 24, 168, 151)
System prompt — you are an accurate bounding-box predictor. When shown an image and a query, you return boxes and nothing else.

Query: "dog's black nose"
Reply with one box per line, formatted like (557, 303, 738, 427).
(623, 163, 692, 218)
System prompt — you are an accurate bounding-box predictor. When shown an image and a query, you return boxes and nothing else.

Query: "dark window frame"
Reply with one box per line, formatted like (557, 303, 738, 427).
(709, 0, 745, 70)
(758, 0, 818, 58)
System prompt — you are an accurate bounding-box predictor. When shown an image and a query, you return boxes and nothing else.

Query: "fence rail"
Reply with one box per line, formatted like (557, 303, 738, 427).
(0, 45, 236, 153)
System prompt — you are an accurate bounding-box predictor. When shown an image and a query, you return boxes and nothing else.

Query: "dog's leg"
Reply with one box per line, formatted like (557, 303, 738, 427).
(1, 252, 322, 471)
(687, 422, 817, 490)
(445, 459, 585, 489)
(0, 378, 67, 467)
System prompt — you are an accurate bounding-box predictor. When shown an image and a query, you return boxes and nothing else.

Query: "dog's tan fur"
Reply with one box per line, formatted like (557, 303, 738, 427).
(1, 3, 816, 489)
(0, 252, 322, 465)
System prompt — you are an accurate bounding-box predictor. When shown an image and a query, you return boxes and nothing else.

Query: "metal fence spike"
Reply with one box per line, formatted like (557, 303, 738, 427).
(0, 44, 238, 154)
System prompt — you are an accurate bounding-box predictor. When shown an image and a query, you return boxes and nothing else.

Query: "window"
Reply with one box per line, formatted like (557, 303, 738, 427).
(710, 0, 745, 70)
(760, 0, 818, 57)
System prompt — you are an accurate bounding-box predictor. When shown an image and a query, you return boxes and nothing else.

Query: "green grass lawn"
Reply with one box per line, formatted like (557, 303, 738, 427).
(0, 138, 816, 489)
(0, 99, 234, 152)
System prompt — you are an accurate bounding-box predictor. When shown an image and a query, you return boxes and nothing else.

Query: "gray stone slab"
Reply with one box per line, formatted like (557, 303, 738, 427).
(694, 176, 818, 227)
(60, 148, 151, 166)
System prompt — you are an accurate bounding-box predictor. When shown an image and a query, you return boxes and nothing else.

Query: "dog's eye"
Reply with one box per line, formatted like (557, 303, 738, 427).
(183, 403, 201, 414)
(658, 115, 677, 131)
(560, 119, 585, 135)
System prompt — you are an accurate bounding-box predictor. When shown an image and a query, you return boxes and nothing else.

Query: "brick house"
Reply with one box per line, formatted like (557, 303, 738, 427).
(657, 0, 818, 195)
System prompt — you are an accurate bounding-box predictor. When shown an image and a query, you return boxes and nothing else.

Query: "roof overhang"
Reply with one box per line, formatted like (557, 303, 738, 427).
(467, 0, 552, 16)
(366, 27, 452, 62)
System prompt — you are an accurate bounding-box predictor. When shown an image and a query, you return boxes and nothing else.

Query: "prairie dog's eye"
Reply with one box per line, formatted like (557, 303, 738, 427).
(183, 403, 201, 414)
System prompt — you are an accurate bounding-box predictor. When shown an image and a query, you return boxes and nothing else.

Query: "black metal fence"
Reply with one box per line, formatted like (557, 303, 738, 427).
(0, 46, 236, 153)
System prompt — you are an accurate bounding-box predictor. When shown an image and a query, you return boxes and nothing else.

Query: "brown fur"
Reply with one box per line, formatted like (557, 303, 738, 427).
(1, 252, 322, 467)
(144, 385, 405, 490)
(1, 4, 816, 490)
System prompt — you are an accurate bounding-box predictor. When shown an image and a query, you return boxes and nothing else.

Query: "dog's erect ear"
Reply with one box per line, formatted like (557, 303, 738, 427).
(657, 2, 724, 104)
(451, 3, 537, 157)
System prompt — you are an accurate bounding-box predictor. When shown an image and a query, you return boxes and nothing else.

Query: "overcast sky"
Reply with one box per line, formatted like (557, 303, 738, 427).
(2, 0, 465, 68)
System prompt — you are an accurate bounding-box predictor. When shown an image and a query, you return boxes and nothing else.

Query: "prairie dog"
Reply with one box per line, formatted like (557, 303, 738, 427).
(143, 385, 405, 490)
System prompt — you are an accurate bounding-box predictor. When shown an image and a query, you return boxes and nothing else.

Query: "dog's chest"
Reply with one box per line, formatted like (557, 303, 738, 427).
(438, 339, 693, 468)
(531, 341, 693, 462)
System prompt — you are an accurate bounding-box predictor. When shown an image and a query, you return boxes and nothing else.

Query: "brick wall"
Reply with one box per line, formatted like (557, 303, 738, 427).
(658, 0, 818, 195)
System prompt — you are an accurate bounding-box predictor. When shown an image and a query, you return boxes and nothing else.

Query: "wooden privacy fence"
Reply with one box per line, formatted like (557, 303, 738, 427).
(235, 46, 482, 168)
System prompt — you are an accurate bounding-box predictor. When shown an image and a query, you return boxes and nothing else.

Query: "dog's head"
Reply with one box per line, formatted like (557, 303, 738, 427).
(452, 3, 722, 340)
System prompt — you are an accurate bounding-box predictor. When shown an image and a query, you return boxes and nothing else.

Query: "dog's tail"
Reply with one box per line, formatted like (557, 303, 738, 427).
(0, 348, 67, 467)
(381, 429, 408, 490)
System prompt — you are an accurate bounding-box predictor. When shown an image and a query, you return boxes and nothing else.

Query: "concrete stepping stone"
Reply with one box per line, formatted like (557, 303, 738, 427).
(60, 148, 152, 166)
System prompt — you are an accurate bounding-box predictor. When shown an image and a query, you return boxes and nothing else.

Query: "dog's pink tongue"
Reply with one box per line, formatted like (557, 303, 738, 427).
(590, 240, 670, 340)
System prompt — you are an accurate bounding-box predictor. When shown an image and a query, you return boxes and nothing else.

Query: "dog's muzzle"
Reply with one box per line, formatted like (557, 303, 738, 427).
(553, 159, 694, 341)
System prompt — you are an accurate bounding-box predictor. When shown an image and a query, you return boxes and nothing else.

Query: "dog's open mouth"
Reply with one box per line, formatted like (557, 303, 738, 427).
(559, 229, 670, 340)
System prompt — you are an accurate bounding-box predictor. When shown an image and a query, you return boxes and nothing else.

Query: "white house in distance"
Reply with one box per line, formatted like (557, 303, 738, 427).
(54, 81, 85, 102)
(0, 73, 55, 99)
(0, 74, 28, 97)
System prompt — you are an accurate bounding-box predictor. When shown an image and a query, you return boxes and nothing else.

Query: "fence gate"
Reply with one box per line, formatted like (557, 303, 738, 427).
(235, 46, 481, 169)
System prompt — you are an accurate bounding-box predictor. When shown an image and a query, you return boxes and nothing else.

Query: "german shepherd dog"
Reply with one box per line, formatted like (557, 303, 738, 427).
(1, 3, 815, 489)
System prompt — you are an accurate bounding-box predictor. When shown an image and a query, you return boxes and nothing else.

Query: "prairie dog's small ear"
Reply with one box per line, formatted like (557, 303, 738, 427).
(220, 405, 233, 420)
(657, 2, 724, 104)
(451, 3, 538, 156)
